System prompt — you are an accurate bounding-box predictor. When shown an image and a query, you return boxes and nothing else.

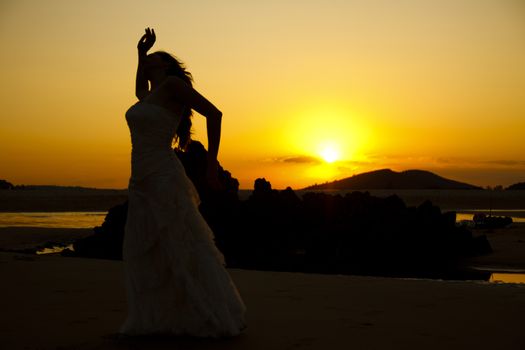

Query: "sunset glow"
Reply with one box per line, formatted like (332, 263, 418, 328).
(1, 0, 524, 189)
(319, 144, 340, 164)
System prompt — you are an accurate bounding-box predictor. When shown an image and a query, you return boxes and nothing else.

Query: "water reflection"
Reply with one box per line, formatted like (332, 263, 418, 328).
(0, 212, 106, 228)
(2, 210, 522, 229)
(489, 273, 525, 284)
(456, 212, 525, 223)
(36, 244, 74, 255)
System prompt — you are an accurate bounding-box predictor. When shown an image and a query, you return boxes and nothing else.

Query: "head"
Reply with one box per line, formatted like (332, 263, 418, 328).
(142, 53, 168, 80)
(144, 51, 193, 86)
(145, 51, 194, 151)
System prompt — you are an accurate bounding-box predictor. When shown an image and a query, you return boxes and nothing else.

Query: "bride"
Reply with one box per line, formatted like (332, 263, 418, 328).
(119, 28, 246, 338)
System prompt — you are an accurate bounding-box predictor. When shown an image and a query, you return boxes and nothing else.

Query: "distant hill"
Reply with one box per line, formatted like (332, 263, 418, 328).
(506, 182, 525, 190)
(304, 169, 482, 190)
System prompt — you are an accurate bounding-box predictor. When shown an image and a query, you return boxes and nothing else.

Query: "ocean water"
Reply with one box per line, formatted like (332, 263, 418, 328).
(0, 210, 523, 229)
(0, 212, 107, 228)
(489, 273, 525, 284)
(456, 210, 525, 223)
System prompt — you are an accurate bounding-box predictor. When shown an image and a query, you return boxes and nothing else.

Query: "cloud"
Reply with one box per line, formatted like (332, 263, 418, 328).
(434, 158, 525, 168)
(269, 155, 322, 164)
(479, 160, 525, 167)
(274, 156, 372, 166)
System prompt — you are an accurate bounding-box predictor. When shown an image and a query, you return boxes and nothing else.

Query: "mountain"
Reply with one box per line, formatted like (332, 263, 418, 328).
(304, 169, 482, 190)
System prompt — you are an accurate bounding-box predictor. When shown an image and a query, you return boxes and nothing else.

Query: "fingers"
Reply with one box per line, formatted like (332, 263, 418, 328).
(144, 27, 155, 39)
(146, 27, 155, 37)
(138, 27, 156, 51)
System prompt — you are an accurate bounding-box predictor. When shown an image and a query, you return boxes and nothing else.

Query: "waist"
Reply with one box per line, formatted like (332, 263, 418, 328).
(131, 144, 173, 154)
(129, 149, 185, 182)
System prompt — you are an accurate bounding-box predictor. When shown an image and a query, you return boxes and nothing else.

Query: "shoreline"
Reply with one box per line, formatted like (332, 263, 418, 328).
(0, 227, 94, 252)
(1, 224, 525, 282)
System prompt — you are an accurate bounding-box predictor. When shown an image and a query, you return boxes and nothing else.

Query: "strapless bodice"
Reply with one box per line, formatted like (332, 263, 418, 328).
(125, 102, 183, 182)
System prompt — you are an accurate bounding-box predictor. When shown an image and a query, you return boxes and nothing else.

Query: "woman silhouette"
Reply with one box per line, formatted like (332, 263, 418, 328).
(119, 28, 246, 337)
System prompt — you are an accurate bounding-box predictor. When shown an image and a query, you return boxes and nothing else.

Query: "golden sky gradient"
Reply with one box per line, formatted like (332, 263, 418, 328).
(1, 0, 524, 189)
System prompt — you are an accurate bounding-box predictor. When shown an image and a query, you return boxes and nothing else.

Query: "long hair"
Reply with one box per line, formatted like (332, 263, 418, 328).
(153, 51, 193, 151)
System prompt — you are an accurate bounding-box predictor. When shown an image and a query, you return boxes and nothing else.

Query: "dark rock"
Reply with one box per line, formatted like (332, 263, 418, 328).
(0, 179, 14, 190)
(68, 202, 127, 260)
(473, 213, 513, 229)
(65, 145, 493, 280)
(64, 141, 239, 260)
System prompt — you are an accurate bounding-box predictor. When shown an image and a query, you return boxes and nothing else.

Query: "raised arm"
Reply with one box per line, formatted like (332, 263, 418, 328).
(136, 28, 156, 100)
(166, 76, 223, 187)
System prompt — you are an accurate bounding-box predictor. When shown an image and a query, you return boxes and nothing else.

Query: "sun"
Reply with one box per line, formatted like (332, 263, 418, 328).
(319, 145, 340, 163)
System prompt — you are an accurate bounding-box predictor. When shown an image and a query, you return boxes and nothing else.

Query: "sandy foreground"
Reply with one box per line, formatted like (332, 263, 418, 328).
(1, 225, 525, 349)
(1, 253, 525, 350)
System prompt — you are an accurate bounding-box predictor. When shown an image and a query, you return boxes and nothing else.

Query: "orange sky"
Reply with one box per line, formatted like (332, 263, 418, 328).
(1, 0, 524, 189)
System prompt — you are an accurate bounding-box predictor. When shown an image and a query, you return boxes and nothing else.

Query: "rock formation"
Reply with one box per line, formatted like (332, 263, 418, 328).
(65, 143, 492, 279)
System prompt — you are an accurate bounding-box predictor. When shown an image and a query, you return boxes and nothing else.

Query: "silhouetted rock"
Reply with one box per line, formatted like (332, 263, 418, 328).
(65, 155, 493, 280)
(253, 178, 273, 195)
(65, 141, 239, 260)
(0, 179, 14, 190)
(175, 141, 239, 202)
(71, 201, 127, 260)
(304, 169, 482, 190)
(473, 213, 513, 229)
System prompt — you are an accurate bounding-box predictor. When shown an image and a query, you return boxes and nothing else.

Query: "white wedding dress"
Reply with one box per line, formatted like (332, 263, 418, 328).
(119, 101, 246, 337)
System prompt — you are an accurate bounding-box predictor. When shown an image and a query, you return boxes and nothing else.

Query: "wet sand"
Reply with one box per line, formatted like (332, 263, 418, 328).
(1, 251, 524, 350)
(466, 223, 525, 270)
(0, 224, 524, 349)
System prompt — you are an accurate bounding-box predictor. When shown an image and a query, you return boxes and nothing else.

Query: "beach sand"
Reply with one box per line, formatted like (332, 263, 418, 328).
(1, 224, 525, 349)
(0, 227, 94, 252)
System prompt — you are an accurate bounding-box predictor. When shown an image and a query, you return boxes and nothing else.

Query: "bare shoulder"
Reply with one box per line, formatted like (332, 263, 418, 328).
(161, 76, 221, 117)
(164, 76, 204, 103)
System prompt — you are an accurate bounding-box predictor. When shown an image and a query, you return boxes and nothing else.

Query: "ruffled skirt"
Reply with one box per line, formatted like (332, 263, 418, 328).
(119, 153, 246, 337)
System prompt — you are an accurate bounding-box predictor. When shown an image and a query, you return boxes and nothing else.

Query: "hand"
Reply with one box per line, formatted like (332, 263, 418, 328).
(137, 27, 156, 54)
